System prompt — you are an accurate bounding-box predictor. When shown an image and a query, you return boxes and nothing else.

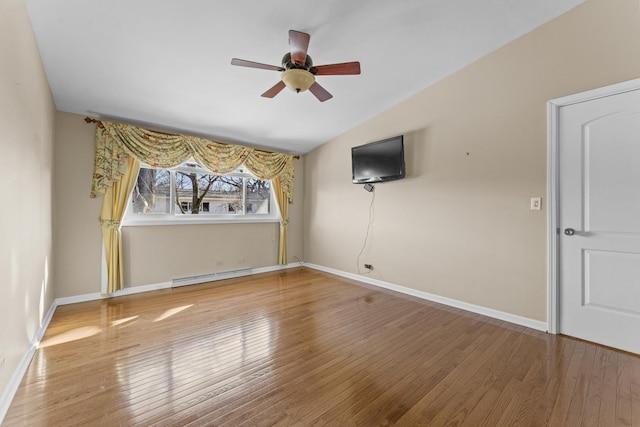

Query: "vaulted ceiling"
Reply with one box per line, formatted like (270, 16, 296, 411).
(26, 0, 584, 153)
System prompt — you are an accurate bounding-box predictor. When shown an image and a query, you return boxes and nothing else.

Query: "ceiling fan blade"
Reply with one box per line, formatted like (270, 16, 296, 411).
(261, 80, 286, 98)
(311, 61, 361, 76)
(289, 30, 310, 65)
(308, 81, 333, 102)
(231, 58, 284, 72)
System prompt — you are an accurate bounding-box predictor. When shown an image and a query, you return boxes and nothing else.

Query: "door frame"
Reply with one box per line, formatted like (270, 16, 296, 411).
(546, 77, 640, 334)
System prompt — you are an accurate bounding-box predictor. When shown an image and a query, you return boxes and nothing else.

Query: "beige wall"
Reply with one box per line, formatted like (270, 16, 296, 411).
(53, 112, 104, 297)
(304, 0, 640, 322)
(54, 113, 305, 296)
(0, 0, 55, 399)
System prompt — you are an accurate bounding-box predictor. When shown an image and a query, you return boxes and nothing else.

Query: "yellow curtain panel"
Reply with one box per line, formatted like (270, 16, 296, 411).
(90, 120, 295, 293)
(272, 176, 289, 265)
(100, 156, 140, 294)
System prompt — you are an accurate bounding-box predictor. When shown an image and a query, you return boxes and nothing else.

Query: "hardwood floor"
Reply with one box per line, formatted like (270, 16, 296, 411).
(4, 267, 639, 426)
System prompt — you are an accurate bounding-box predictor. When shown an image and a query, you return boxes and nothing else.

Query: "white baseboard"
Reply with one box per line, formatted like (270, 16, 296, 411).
(115, 281, 173, 296)
(0, 301, 58, 424)
(55, 292, 104, 305)
(304, 263, 548, 332)
(252, 263, 302, 274)
(54, 281, 174, 305)
(55, 263, 301, 306)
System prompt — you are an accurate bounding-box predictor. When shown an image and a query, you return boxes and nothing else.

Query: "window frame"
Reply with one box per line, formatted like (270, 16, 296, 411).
(122, 161, 279, 227)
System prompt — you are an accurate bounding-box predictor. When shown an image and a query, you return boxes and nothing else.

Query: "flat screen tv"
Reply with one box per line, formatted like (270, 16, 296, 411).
(351, 135, 405, 184)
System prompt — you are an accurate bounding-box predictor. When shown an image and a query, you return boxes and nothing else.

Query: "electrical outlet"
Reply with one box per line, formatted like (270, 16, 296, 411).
(364, 264, 373, 270)
(530, 197, 542, 210)
(216, 260, 224, 266)
(0, 353, 5, 368)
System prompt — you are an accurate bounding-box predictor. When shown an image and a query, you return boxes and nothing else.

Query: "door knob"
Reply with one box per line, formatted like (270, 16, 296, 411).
(564, 228, 575, 236)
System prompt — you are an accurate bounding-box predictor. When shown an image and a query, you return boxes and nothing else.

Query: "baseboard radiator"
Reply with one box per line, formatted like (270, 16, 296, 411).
(171, 268, 253, 288)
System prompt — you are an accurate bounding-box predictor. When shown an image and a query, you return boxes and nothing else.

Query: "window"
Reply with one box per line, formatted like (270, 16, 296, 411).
(180, 202, 192, 212)
(123, 161, 277, 225)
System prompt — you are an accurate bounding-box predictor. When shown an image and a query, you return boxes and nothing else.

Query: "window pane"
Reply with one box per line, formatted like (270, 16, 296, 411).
(209, 176, 244, 215)
(175, 173, 244, 215)
(131, 168, 171, 214)
(246, 179, 271, 214)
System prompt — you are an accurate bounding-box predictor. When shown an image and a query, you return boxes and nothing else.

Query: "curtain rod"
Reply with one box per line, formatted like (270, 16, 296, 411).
(84, 117, 300, 159)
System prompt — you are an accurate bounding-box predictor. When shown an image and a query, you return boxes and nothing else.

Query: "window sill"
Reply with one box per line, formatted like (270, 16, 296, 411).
(122, 216, 279, 227)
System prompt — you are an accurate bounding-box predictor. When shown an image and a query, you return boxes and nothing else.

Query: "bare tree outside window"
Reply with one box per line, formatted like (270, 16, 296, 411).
(174, 173, 247, 214)
(132, 168, 170, 214)
(246, 179, 271, 214)
(174, 171, 219, 214)
(128, 163, 272, 218)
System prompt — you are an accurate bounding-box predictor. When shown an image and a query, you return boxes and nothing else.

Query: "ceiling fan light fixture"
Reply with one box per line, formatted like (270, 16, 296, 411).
(281, 69, 315, 93)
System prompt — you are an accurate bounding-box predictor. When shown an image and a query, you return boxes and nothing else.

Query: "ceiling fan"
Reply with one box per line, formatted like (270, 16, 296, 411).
(231, 30, 361, 102)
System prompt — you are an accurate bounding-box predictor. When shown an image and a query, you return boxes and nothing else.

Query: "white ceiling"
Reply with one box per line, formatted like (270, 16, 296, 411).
(26, 0, 583, 154)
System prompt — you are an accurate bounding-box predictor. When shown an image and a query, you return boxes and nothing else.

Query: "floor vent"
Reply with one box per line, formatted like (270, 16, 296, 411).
(171, 268, 253, 288)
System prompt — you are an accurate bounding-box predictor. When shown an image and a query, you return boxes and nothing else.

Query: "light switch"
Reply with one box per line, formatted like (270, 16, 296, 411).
(530, 197, 542, 210)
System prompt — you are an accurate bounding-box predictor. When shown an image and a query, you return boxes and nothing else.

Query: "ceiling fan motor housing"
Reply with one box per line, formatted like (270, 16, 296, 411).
(282, 53, 313, 71)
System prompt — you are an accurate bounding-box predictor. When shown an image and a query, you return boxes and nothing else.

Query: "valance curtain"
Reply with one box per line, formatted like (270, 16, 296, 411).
(90, 120, 295, 294)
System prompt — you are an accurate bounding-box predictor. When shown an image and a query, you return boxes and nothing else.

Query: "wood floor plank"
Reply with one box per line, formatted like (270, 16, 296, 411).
(598, 350, 619, 426)
(436, 330, 545, 427)
(293, 315, 484, 426)
(3, 267, 639, 426)
(148, 288, 426, 426)
(581, 346, 607, 427)
(524, 337, 578, 427)
(615, 353, 633, 426)
(391, 327, 516, 426)
(302, 316, 489, 426)
(565, 342, 597, 425)
(197, 302, 435, 425)
(630, 354, 640, 427)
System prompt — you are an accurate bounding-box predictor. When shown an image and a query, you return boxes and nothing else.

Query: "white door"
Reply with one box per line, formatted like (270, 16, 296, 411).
(558, 87, 640, 354)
